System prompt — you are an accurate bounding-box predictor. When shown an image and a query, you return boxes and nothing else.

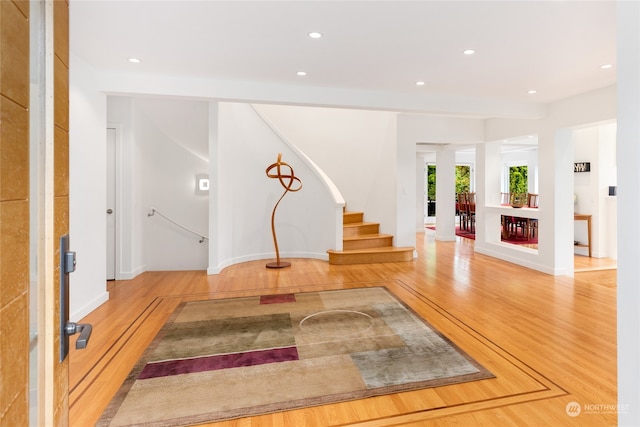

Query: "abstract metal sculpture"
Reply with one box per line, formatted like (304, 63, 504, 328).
(265, 153, 302, 268)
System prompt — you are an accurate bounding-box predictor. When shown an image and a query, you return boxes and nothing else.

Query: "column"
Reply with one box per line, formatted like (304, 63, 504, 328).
(617, 1, 640, 424)
(435, 149, 456, 241)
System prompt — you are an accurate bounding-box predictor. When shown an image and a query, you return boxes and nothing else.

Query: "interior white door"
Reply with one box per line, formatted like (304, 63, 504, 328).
(106, 127, 116, 280)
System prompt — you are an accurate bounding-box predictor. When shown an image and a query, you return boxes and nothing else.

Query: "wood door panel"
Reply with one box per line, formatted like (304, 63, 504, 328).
(0, 97, 29, 201)
(54, 55, 69, 132)
(52, 0, 71, 425)
(54, 0, 69, 68)
(0, 1, 30, 425)
(54, 126, 69, 198)
(0, 200, 29, 305)
(0, 1, 29, 107)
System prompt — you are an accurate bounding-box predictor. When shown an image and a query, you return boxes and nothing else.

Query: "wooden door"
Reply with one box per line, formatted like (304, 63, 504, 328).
(43, 0, 72, 424)
(0, 0, 70, 425)
(0, 1, 32, 424)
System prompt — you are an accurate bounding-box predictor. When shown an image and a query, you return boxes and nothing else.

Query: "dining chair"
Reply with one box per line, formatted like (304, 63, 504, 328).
(457, 192, 469, 231)
(515, 193, 539, 238)
(501, 192, 517, 236)
(467, 192, 476, 232)
(526, 193, 539, 238)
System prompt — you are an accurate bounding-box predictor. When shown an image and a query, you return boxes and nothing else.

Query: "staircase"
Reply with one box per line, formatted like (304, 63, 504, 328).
(327, 210, 414, 265)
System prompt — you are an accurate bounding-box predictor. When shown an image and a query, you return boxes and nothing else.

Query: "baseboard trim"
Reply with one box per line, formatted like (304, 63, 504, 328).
(70, 291, 109, 322)
(208, 252, 329, 275)
(118, 265, 146, 280)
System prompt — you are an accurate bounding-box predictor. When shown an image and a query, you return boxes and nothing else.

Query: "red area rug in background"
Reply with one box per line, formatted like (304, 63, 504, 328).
(425, 226, 538, 245)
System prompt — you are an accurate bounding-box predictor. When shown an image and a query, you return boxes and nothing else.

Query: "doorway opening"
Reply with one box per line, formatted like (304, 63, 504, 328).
(424, 163, 472, 221)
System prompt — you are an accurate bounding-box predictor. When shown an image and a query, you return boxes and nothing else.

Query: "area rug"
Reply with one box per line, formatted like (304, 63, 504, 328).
(426, 225, 475, 240)
(426, 225, 538, 245)
(97, 287, 493, 426)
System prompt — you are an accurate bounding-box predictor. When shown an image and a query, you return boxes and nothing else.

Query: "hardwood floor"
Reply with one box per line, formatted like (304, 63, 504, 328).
(69, 232, 617, 426)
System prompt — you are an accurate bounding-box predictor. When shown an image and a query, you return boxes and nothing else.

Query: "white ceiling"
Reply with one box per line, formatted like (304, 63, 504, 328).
(70, 1, 616, 113)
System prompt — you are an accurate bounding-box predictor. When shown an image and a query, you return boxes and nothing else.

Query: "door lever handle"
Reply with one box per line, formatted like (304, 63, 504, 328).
(65, 322, 92, 349)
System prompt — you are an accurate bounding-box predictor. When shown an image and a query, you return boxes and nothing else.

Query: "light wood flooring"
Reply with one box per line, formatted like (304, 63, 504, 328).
(69, 232, 617, 426)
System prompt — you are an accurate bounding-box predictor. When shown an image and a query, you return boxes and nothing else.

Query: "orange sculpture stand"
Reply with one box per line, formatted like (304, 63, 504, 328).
(265, 153, 302, 268)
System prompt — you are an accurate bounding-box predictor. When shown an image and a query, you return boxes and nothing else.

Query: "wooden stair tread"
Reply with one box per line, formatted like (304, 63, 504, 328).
(328, 246, 413, 254)
(343, 211, 364, 224)
(343, 233, 393, 241)
(344, 221, 378, 228)
(328, 208, 414, 265)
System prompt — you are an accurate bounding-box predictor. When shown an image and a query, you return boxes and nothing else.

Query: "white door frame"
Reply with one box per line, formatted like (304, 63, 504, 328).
(106, 124, 123, 280)
(106, 127, 117, 280)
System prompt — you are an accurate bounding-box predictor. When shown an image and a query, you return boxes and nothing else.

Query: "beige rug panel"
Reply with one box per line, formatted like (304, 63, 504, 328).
(174, 293, 325, 323)
(108, 355, 363, 426)
(318, 287, 397, 309)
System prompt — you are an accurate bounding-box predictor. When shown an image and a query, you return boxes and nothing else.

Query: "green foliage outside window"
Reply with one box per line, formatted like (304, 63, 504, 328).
(509, 166, 528, 195)
(425, 165, 470, 201)
(427, 165, 436, 200)
(456, 165, 470, 194)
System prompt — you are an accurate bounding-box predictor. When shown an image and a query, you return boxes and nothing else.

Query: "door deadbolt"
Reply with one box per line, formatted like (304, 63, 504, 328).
(60, 235, 92, 361)
(107, 209, 113, 214)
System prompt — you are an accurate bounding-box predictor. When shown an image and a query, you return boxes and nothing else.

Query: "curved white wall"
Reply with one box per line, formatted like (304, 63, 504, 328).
(135, 98, 210, 270)
(252, 104, 398, 235)
(210, 103, 339, 272)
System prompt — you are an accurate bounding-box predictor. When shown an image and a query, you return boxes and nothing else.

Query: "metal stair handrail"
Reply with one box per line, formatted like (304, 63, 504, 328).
(147, 207, 208, 243)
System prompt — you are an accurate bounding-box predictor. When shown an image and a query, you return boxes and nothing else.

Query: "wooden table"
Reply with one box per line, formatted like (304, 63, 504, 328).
(574, 213, 592, 257)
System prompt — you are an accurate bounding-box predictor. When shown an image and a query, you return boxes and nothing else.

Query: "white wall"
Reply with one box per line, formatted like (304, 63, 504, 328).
(211, 103, 339, 271)
(253, 104, 398, 234)
(396, 122, 416, 251)
(617, 2, 640, 423)
(106, 96, 210, 272)
(399, 114, 485, 145)
(415, 155, 426, 230)
(69, 55, 109, 321)
(135, 97, 210, 270)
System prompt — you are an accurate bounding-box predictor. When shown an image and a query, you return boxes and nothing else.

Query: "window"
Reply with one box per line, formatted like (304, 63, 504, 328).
(456, 165, 471, 193)
(509, 165, 528, 194)
(424, 164, 472, 218)
(426, 164, 436, 216)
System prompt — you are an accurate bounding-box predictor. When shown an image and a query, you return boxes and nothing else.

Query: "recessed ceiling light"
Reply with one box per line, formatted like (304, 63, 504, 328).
(600, 64, 613, 69)
(297, 71, 307, 76)
(463, 49, 475, 55)
(416, 81, 425, 86)
(128, 58, 141, 63)
(308, 32, 322, 39)
(528, 90, 537, 94)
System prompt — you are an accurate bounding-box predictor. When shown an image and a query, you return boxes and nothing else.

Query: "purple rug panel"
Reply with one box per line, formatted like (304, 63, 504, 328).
(137, 346, 299, 380)
(260, 294, 296, 304)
